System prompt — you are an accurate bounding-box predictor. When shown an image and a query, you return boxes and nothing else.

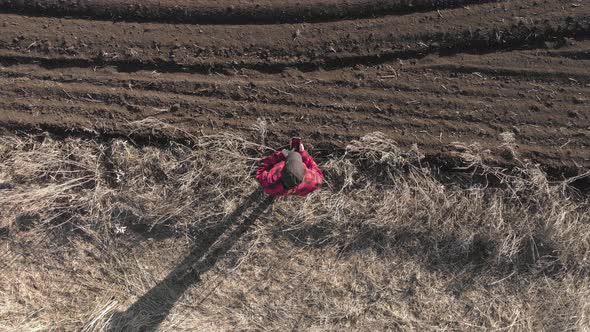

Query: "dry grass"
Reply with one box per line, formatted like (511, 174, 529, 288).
(0, 125, 589, 331)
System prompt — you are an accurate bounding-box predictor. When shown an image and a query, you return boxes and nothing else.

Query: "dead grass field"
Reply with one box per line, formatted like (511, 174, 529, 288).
(1, 120, 589, 331)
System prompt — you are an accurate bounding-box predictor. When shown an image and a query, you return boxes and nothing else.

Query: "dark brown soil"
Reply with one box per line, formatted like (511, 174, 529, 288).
(0, 0, 500, 24)
(0, 0, 589, 175)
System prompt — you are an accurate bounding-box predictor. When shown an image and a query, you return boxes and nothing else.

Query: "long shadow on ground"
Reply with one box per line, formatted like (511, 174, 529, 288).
(107, 189, 274, 331)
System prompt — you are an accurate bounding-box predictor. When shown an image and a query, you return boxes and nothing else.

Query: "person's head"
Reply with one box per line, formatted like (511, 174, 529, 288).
(281, 151, 307, 189)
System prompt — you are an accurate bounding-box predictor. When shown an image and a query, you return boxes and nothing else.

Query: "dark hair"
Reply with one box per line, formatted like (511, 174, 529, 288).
(280, 171, 302, 189)
(281, 151, 306, 189)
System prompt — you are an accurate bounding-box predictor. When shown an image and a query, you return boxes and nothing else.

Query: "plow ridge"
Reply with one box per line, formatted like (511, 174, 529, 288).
(418, 63, 590, 83)
(0, 0, 502, 24)
(0, 15, 588, 74)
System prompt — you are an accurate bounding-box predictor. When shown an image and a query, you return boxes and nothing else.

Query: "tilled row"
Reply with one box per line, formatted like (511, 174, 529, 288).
(0, 0, 501, 24)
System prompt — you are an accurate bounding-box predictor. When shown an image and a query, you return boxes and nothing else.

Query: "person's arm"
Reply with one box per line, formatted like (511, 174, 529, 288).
(293, 150, 324, 196)
(300, 150, 324, 179)
(256, 150, 286, 186)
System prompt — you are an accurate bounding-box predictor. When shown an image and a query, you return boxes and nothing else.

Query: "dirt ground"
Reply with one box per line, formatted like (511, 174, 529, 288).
(0, 0, 506, 24)
(0, 0, 589, 172)
(0, 0, 589, 177)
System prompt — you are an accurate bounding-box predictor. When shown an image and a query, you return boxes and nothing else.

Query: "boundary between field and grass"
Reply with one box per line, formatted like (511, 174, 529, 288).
(1, 121, 588, 193)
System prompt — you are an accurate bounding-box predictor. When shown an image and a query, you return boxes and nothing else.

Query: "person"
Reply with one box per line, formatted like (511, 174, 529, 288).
(256, 138, 324, 197)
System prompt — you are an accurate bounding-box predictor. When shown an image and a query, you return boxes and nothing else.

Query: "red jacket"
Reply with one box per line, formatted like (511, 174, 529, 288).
(256, 150, 323, 197)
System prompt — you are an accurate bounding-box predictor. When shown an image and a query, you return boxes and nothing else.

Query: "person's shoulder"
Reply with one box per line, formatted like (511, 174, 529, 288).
(299, 150, 311, 158)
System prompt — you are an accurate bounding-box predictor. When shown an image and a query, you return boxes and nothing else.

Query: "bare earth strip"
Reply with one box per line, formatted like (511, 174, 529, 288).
(0, 0, 500, 24)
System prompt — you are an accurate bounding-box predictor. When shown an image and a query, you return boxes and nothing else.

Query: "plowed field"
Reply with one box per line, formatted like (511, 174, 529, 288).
(0, 0, 589, 174)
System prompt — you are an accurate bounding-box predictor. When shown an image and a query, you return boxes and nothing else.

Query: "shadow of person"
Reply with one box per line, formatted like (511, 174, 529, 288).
(107, 189, 274, 332)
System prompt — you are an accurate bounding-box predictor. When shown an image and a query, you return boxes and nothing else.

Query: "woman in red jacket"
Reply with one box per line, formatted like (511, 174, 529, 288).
(256, 139, 324, 197)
